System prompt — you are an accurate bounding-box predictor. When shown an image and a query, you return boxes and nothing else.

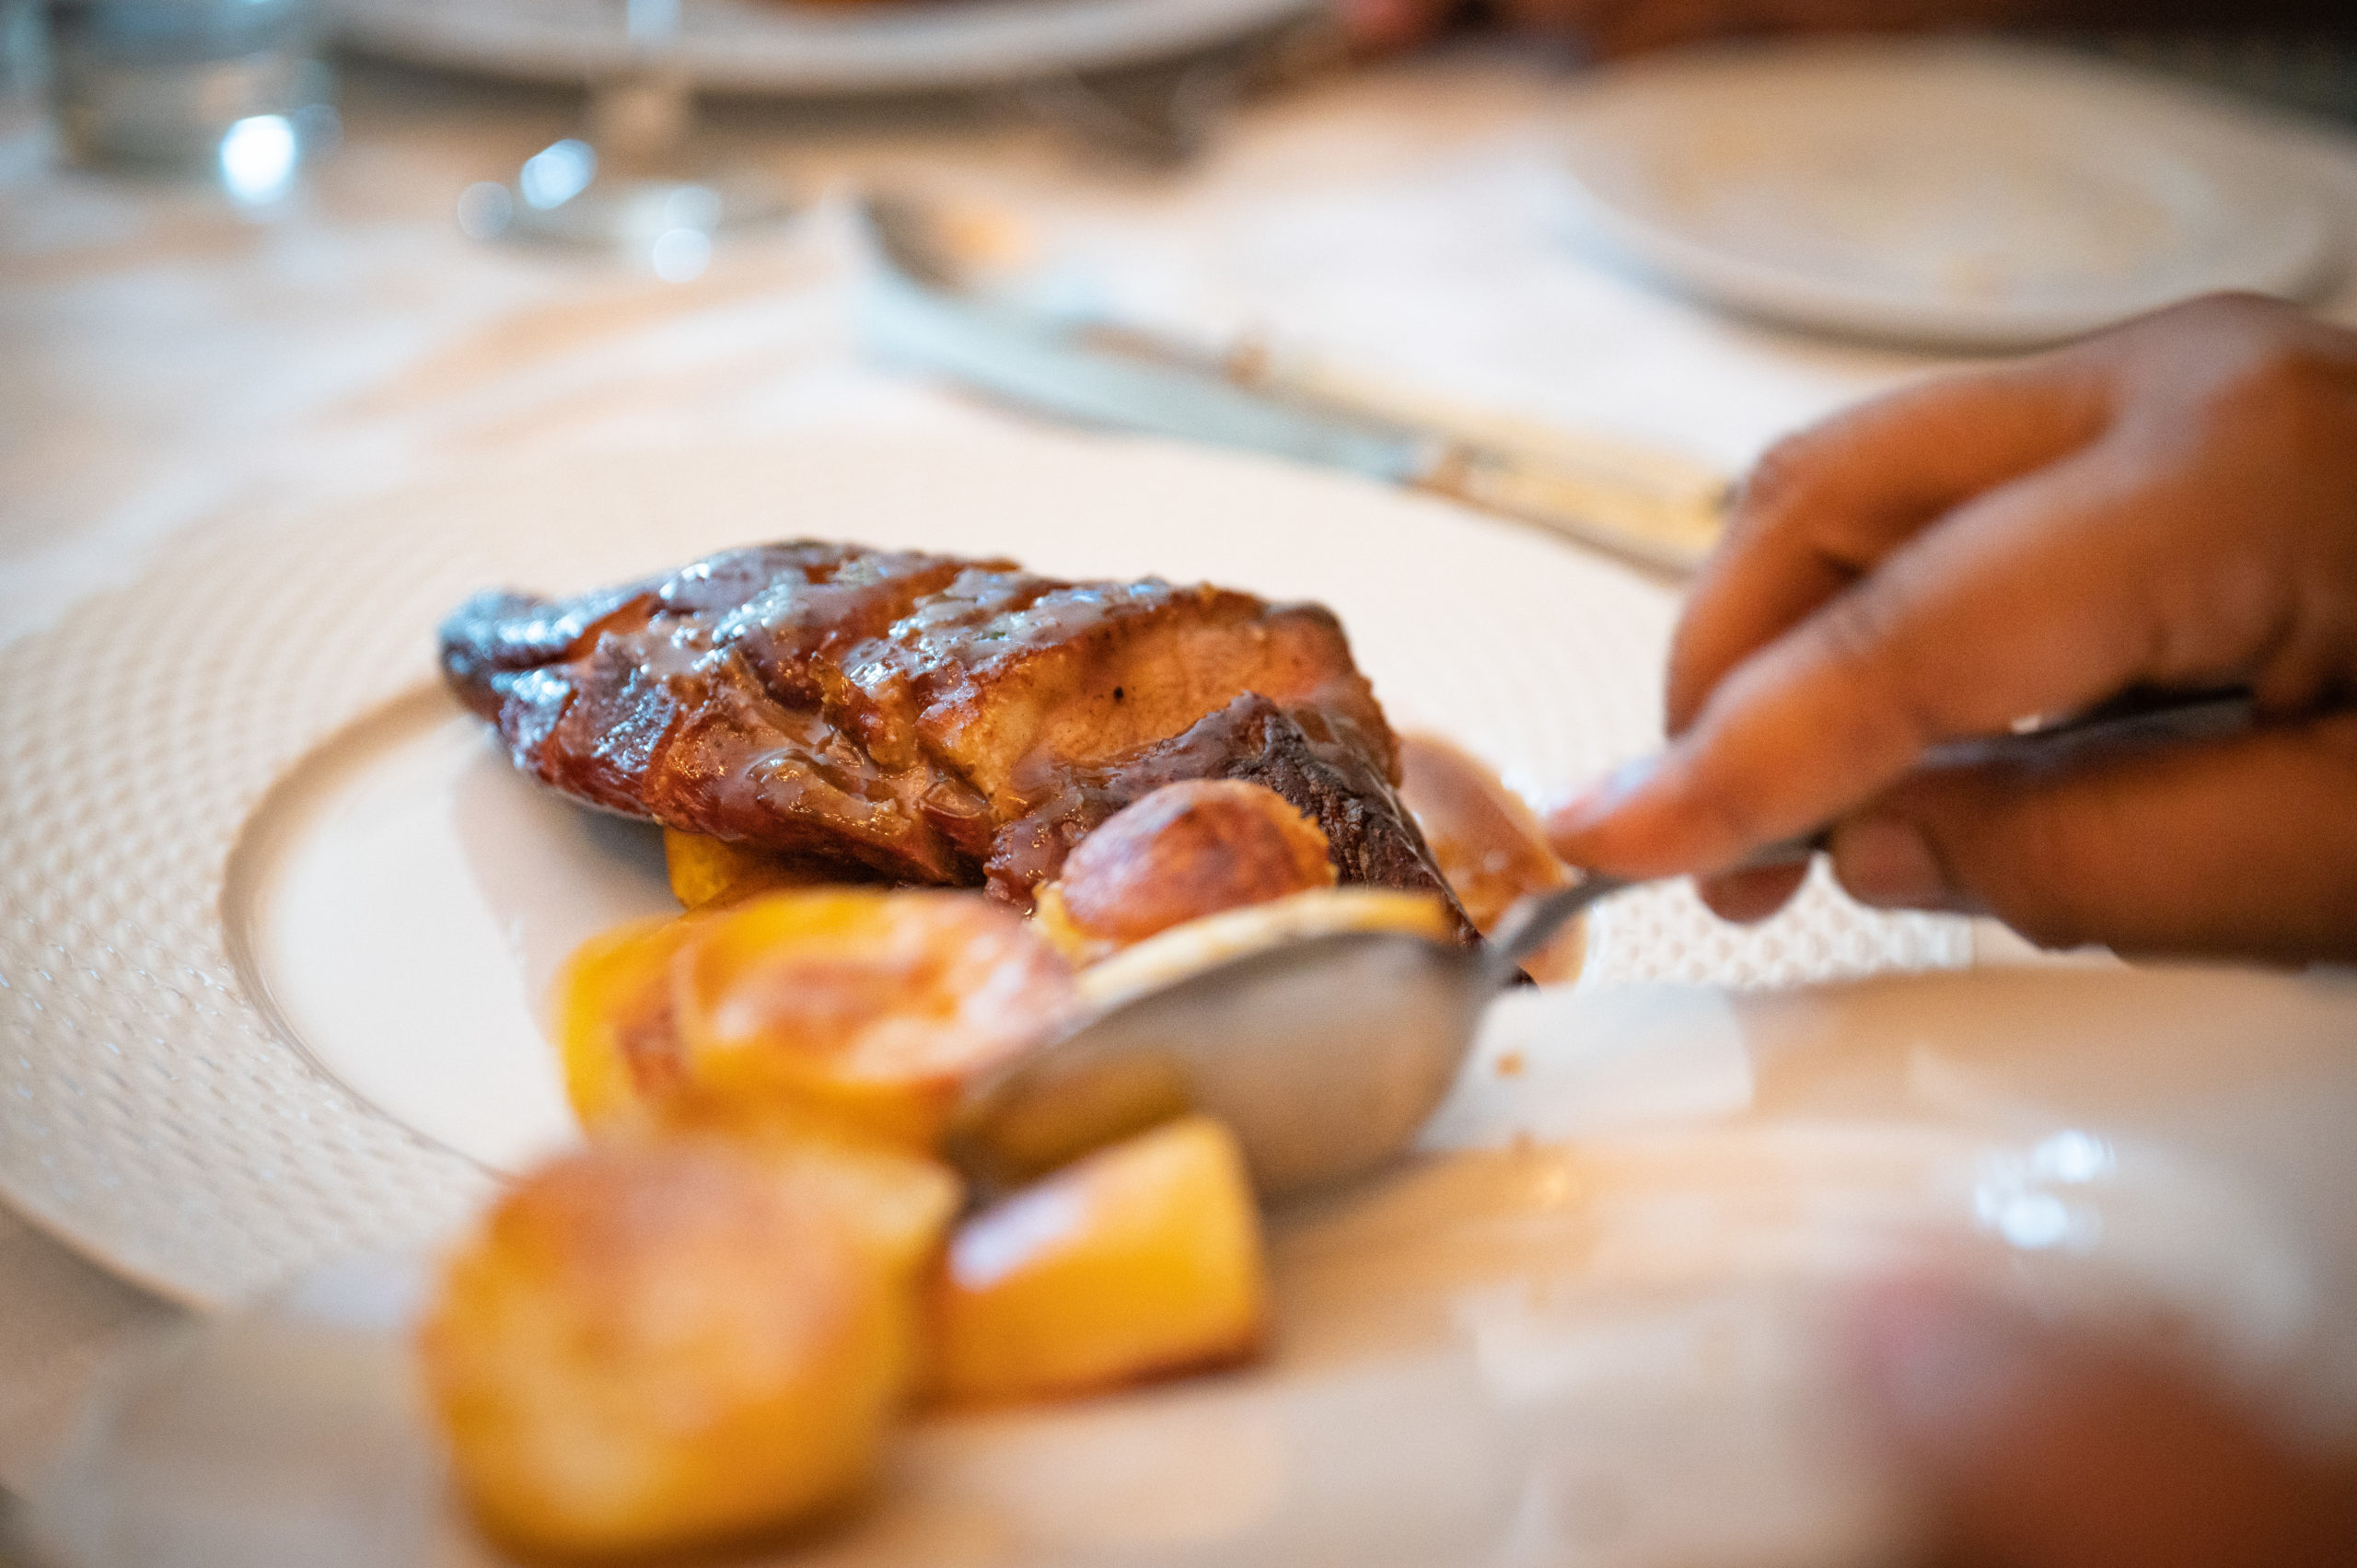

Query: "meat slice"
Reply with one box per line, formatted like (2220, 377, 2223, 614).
(439, 540, 1466, 923)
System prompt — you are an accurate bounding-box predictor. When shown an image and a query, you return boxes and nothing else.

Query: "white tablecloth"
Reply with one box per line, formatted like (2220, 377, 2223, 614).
(5, 41, 2353, 1495)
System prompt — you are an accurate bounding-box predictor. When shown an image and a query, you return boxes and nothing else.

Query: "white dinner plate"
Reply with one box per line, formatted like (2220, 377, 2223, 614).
(329, 0, 1318, 96)
(1558, 41, 2341, 348)
(0, 422, 1970, 1301)
(0, 426, 1971, 1307)
(6, 431, 2357, 1565)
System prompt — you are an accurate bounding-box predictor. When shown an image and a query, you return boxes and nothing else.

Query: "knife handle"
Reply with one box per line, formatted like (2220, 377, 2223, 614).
(1239, 348, 1733, 575)
(1412, 442, 1731, 576)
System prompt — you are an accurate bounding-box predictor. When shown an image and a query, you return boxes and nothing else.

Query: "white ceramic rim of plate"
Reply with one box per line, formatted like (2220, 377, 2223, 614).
(0, 430, 1643, 1309)
(328, 0, 1319, 93)
(1557, 39, 2343, 349)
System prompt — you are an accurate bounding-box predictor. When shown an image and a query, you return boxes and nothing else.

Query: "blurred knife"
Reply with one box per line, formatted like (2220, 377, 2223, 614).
(855, 193, 1729, 576)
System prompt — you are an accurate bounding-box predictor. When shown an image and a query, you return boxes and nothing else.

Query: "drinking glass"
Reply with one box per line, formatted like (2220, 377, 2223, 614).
(455, 0, 786, 276)
(0, 0, 47, 175)
(48, 0, 335, 198)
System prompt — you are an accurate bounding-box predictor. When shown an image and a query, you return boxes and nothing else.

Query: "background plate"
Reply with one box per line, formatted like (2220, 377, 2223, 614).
(0, 430, 1968, 1308)
(328, 0, 1319, 95)
(1559, 40, 2340, 348)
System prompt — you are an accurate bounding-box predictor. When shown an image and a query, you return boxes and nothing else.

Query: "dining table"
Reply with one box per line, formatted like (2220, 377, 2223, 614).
(5, 26, 2357, 1554)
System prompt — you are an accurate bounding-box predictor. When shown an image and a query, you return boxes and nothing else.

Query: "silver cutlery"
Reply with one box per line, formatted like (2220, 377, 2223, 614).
(856, 192, 1732, 575)
(950, 688, 2260, 1198)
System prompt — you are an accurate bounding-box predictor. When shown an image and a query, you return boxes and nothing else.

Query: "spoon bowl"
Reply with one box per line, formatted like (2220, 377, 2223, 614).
(949, 877, 1613, 1198)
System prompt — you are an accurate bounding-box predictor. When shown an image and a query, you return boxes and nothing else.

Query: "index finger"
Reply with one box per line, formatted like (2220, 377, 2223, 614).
(1667, 358, 2111, 738)
(1555, 442, 2200, 877)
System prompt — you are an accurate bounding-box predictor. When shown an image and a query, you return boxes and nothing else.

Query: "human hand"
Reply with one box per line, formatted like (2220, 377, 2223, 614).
(1853, 1281, 2357, 1568)
(1545, 295, 2357, 965)
(1337, 0, 2031, 61)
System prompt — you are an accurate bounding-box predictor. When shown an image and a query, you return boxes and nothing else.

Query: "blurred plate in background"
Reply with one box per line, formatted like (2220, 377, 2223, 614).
(1559, 40, 2341, 348)
(328, 0, 1318, 94)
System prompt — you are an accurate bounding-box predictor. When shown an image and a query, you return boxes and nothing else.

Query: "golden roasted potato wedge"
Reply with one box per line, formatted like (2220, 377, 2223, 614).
(671, 889, 1078, 1151)
(1034, 781, 1337, 965)
(422, 1137, 946, 1559)
(551, 913, 702, 1130)
(931, 1116, 1268, 1405)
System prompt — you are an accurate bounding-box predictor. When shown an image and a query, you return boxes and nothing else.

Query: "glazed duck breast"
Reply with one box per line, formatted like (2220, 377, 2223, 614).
(439, 540, 1467, 928)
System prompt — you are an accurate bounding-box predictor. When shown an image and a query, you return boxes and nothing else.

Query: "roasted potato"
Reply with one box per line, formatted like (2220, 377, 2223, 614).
(664, 829, 833, 911)
(671, 889, 1079, 1151)
(1073, 885, 1460, 1014)
(1034, 780, 1337, 965)
(551, 913, 702, 1130)
(421, 1134, 954, 1559)
(931, 1116, 1268, 1405)
(638, 1094, 964, 1278)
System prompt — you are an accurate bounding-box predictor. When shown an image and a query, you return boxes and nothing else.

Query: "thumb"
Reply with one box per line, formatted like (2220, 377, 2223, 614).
(1852, 1282, 2357, 1568)
(1828, 713, 2357, 965)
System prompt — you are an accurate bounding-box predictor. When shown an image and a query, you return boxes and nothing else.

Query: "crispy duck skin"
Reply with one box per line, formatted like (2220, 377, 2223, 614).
(438, 541, 1468, 923)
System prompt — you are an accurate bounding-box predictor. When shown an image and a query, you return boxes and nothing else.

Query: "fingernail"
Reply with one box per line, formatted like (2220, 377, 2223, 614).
(1854, 1285, 2037, 1458)
(1834, 817, 1946, 909)
(1547, 753, 1665, 839)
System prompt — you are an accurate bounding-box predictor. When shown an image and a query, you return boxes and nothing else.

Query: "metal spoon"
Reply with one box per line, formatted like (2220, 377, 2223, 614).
(946, 841, 1805, 1199)
(948, 688, 2258, 1199)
